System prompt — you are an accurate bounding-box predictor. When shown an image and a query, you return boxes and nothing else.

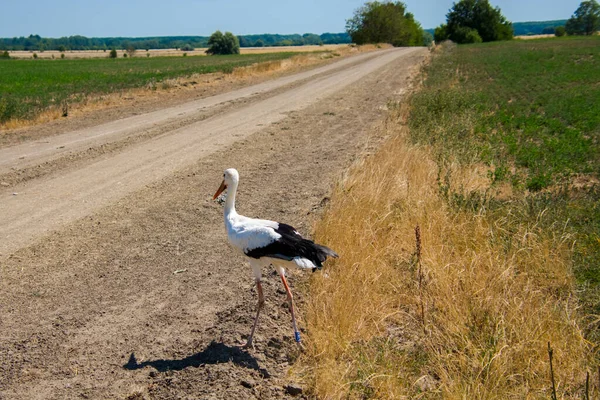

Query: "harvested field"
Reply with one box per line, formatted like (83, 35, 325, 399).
(7, 44, 349, 59)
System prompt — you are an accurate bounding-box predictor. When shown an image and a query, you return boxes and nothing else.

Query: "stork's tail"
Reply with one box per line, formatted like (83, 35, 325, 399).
(316, 244, 338, 259)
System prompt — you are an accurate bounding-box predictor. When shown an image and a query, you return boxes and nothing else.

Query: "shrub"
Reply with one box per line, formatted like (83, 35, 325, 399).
(0, 51, 9, 59)
(58, 45, 66, 52)
(123, 53, 127, 58)
(33, 53, 38, 59)
(125, 45, 136, 57)
(555, 26, 567, 36)
(61, 53, 65, 59)
(109, 48, 117, 58)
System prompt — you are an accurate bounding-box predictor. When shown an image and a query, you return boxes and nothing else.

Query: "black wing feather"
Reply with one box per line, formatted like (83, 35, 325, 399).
(245, 223, 338, 270)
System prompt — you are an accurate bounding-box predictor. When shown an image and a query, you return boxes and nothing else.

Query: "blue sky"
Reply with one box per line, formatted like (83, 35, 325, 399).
(1, 0, 582, 38)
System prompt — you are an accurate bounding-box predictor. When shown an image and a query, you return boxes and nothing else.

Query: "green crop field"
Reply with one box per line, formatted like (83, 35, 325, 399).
(409, 36, 600, 340)
(0, 52, 302, 124)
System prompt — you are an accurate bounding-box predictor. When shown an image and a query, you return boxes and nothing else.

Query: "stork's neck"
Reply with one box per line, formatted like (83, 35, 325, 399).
(224, 180, 238, 217)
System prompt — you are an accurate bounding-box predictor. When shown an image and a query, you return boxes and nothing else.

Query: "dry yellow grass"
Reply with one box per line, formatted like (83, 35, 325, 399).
(298, 105, 593, 398)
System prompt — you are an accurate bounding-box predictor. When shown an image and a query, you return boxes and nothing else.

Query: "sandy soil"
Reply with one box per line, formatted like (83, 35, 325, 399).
(0, 47, 428, 399)
(8, 45, 349, 59)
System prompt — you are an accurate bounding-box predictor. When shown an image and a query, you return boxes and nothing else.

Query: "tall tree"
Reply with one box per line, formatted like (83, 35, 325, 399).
(346, 1, 424, 47)
(435, 0, 513, 44)
(566, 0, 600, 35)
(206, 31, 240, 55)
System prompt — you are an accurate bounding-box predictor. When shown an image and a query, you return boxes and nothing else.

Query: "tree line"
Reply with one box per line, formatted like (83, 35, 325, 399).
(0, 32, 351, 52)
(511, 20, 568, 36)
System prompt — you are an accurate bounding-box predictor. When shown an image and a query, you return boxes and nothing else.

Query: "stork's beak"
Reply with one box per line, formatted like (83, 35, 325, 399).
(213, 180, 227, 200)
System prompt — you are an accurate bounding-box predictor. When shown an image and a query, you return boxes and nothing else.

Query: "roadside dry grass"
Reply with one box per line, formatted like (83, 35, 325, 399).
(297, 102, 593, 398)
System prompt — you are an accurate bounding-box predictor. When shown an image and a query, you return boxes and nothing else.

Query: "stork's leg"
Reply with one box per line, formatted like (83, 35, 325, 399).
(279, 272, 301, 344)
(245, 279, 264, 348)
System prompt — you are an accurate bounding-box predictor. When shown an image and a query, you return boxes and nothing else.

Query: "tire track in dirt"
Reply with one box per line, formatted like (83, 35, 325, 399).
(0, 48, 428, 399)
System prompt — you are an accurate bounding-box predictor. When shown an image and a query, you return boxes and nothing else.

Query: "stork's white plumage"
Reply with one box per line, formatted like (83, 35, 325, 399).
(213, 168, 338, 347)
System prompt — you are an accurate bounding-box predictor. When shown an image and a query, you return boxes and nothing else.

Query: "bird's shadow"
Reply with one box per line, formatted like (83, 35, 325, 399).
(123, 341, 269, 377)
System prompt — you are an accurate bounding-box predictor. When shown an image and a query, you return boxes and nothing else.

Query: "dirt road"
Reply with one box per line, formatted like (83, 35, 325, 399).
(0, 47, 427, 399)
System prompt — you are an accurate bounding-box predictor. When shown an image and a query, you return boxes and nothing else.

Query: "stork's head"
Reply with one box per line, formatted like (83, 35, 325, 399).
(213, 168, 239, 200)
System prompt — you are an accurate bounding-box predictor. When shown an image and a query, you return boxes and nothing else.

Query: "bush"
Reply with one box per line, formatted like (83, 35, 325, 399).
(33, 53, 38, 59)
(0, 51, 9, 59)
(180, 43, 194, 51)
(125, 45, 136, 57)
(109, 48, 117, 58)
(206, 31, 240, 55)
(123, 53, 127, 58)
(61, 53, 65, 59)
(555, 26, 567, 36)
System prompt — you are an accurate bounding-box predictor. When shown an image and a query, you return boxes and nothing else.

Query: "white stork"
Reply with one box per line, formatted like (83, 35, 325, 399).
(213, 168, 338, 347)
